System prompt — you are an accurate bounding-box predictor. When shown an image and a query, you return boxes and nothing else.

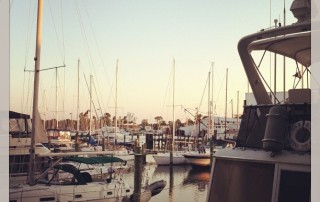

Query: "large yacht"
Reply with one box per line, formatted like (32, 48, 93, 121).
(207, 0, 311, 202)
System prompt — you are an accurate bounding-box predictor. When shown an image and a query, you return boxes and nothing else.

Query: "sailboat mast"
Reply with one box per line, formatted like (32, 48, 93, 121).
(28, 0, 43, 185)
(56, 67, 58, 129)
(208, 71, 211, 139)
(115, 60, 118, 144)
(225, 68, 228, 139)
(211, 62, 214, 137)
(74, 59, 80, 151)
(172, 58, 175, 148)
(170, 58, 175, 166)
(77, 59, 80, 132)
(89, 75, 92, 136)
(43, 90, 46, 130)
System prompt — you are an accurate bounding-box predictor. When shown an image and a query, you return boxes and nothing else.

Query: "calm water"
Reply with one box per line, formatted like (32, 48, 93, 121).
(125, 155, 210, 202)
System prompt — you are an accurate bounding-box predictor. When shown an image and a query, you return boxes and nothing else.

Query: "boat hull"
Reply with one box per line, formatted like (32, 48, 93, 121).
(152, 153, 187, 165)
(10, 182, 152, 202)
(183, 153, 211, 167)
(10, 182, 134, 202)
(146, 179, 167, 196)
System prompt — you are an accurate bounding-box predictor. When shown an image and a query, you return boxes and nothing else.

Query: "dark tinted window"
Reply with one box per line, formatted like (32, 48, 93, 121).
(208, 159, 274, 202)
(278, 170, 310, 202)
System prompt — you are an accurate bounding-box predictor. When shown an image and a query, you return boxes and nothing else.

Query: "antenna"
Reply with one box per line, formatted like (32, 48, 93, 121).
(283, 0, 286, 102)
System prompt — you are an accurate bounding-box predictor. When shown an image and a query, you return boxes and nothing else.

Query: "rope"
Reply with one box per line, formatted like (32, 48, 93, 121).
(83, 1, 111, 114)
(48, 0, 65, 65)
(60, 0, 66, 64)
(24, 1, 36, 72)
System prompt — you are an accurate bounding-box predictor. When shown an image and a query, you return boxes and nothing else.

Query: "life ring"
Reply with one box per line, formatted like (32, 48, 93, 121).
(289, 120, 311, 152)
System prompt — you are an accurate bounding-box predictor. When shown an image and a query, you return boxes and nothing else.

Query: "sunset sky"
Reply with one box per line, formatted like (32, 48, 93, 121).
(9, 0, 296, 123)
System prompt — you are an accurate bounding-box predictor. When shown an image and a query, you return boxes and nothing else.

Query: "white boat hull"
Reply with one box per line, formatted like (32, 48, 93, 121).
(10, 183, 131, 202)
(152, 152, 187, 165)
(10, 181, 152, 202)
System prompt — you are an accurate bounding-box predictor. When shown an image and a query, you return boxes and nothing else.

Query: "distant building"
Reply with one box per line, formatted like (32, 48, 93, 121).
(245, 92, 289, 105)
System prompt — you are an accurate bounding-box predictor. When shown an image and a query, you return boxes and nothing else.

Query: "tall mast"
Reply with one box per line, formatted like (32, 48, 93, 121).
(225, 68, 228, 139)
(43, 90, 46, 130)
(77, 59, 80, 132)
(208, 71, 211, 139)
(74, 59, 80, 151)
(55, 67, 58, 129)
(115, 60, 118, 143)
(89, 75, 92, 135)
(170, 58, 175, 166)
(237, 90, 239, 131)
(172, 58, 175, 148)
(28, 0, 43, 185)
(211, 62, 214, 137)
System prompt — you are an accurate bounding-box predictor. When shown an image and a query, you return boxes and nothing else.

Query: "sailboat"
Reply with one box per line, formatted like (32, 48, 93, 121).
(152, 59, 188, 166)
(182, 71, 213, 168)
(9, 110, 51, 185)
(10, 1, 164, 201)
(182, 66, 239, 167)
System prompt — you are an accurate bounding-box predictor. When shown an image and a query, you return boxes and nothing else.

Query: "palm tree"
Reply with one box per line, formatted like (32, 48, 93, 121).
(140, 119, 149, 129)
(186, 118, 194, 126)
(175, 119, 182, 129)
(104, 113, 112, 126)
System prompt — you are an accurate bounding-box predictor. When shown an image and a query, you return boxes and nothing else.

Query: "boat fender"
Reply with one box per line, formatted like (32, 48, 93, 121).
(262, 106, 288, 152)
(289, 120, 311, 152)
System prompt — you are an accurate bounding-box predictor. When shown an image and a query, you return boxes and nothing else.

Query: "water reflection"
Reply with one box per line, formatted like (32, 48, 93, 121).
(123, 156, 210, 202)
(183, 168, 211, 193)
(149, 165, 210, 202)
(184, 167, 211, 184)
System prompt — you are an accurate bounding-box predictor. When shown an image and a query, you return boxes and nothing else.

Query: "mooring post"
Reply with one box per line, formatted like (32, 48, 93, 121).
(210, 139, 214, 166)
(142, 144, 147, 165)
(132, 141, 142, 202)
(75, 131, 80, 152)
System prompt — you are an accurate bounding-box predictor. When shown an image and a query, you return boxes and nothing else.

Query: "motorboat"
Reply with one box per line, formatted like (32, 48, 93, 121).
(183, 145, 225, 168)
(152, 151, 188, 166)
(207, 1, 311, 202)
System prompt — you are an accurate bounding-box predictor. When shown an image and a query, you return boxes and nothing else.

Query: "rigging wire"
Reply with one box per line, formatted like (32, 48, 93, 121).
(59, 0, 66, 64)
(74, 0, 113, 117)
(74, 1, 96, 82)
(93, 78, 104, 118)
(83, 74, 99, 119)
(22, 72, 33, 114)
(161, 62, 174, 120)
(197, 73, 209, 113)
(9, 0, 14, 12)
(48, 0, 65, 65)
(83, 1, 112, 112)
(24, 1, 36, 71)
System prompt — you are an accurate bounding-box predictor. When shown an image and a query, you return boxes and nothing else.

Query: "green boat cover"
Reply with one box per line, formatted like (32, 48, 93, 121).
(64, 156, 126, 165)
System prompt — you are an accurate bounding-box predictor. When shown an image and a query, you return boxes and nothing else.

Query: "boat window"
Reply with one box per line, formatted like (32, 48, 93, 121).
(10, 119, 32, 137)
(74, 194, 82, 198)
(208, 159, 274, 202)
(39, 197, 55, 201)
(274, 165, 310, 202)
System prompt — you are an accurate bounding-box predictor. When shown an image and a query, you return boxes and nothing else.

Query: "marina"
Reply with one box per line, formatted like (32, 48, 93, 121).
(7, 0, 316, 201)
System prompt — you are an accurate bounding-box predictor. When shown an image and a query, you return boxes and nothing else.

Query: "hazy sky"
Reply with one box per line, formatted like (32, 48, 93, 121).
(10, 0, 296, 123)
